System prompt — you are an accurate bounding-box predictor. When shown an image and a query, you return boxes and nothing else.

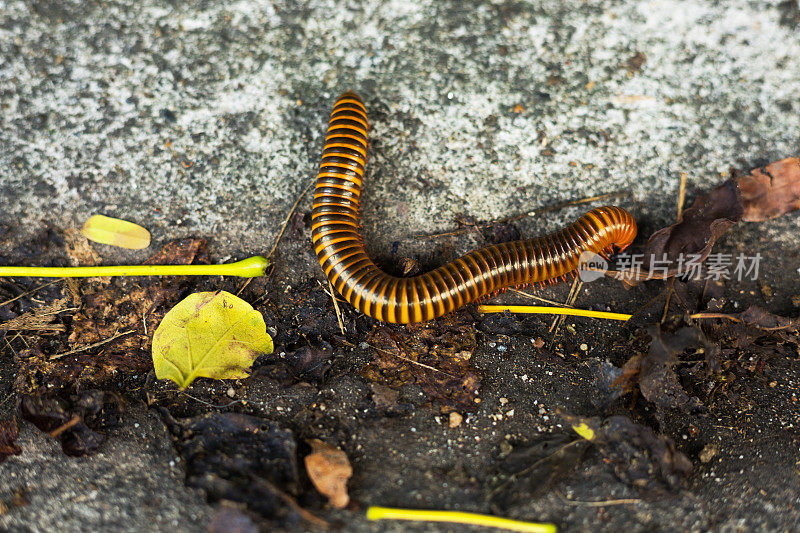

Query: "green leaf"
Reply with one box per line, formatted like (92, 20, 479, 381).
(152, 291, 273, 389)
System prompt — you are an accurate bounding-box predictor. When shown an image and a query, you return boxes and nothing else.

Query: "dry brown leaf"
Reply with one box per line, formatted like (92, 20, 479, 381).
(0, 298, 69, 334)
(361, 312, 481, 412)
(613, 326, 704, 411)
(739, 157, 800, 221)
(63, 228, 101, 267)
(563, 413, 692, 493)
(0, 419, 22, 463)
(304, 439, 352, 509)
(144, 238, 207, 265)
(619, 156, 800, 286)
(642, 180, 742, 277)
(68, 284, 181, 355)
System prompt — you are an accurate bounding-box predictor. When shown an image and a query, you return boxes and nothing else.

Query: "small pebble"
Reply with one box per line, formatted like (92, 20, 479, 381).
(226, 387, 235, 398)
(700, 444, 719, 463)
(449, 412, 463, 428)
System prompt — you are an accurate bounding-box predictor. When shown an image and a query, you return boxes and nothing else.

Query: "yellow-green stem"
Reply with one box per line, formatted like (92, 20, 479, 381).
(478, 305, 631, 321)
(366, 506, 556, 533)
(0, 256, 269, 278)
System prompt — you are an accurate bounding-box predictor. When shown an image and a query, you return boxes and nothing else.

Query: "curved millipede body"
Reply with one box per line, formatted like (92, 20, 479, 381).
(312, 92, 637, 324)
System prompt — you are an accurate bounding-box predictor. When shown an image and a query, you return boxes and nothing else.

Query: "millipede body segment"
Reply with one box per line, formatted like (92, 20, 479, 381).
(312, 92, 637, 324)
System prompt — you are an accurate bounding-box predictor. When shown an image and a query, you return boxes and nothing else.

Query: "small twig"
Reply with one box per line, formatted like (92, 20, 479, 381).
(236, 276, 253, 297)
(326, 280, 345, 335)
(368, 343, 455, 377)
(266, 179, 315, 260)
(690, 313, 739, 321)
(677, 171, 688, 223)
(50, 330, 134, 360)
(37, 307, 79, 316)
(0, 392, 15, 409)
(550, 277, 581, 334)
(0, 257, 269, 278)
(478, 305, 631, 321)
(508, 289, 574, 308)
(689, 312, 797, 331)
(558, 494, 642, 507)
(367, 506, 555, 533)
(0, 279, 63, 309)
(48, 415, 82, 437)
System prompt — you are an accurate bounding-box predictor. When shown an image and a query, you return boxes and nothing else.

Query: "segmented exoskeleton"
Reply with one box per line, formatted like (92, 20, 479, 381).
(312, 92, 637, 323)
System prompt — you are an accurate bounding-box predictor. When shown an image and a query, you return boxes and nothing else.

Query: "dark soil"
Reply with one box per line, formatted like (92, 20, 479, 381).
(1, 202, 799, 532)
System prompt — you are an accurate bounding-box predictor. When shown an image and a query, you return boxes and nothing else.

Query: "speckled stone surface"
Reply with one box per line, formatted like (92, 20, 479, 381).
(1, 0, 799, 531)
(2, 0, 799, 251)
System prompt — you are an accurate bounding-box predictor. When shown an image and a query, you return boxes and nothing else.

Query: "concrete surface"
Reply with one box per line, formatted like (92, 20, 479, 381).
(1, 0, 799, 531)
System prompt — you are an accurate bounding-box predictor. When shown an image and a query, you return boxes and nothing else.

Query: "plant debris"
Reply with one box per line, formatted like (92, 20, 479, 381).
(81, 214, 151, 250)
(641, 180, 742, 279)
(144, 237, 208, 265)
(361, 312, 481, 412)
(304, 438, 352, 509)
(564, 413, 693, 493)
(738, 157, 800, 221)
(623, 157, 800, 284)
(0, 419, 22, 463)
(0, 297, 69, 334)
(19, 391, 122, 456)
(160, 410, 325, 528)
(614, 326, 706, 411)
(488, 434, 590, 509)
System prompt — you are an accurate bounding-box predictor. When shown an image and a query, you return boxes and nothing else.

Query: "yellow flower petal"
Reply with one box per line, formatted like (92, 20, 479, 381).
(81, 215, 151, 249)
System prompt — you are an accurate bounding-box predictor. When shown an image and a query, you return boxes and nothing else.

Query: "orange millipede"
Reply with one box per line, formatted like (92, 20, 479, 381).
(312, 92, 637, 324)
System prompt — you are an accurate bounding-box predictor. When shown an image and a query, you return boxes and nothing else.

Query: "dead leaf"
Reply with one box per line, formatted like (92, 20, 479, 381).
(614, 326, 705, 411)
(642, 180, 742, 278)
(304, 439, 352, 509)
(144, 238, 207, 265)
(739, 157, 800, 221)
(61, 283, 185, 386)
(621, 157, 800, 285)
(63, 228, 101, 266)
(361, 312, 481, 412)
(488, 434, 589, 509)
(694, 305, 800, 364)
(160, 411, 325, 528)
(19, 391, 121, 456)
(0, 297, 69, 334)
(564, 413, 692, 493)
(0, 419, 22, 463)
